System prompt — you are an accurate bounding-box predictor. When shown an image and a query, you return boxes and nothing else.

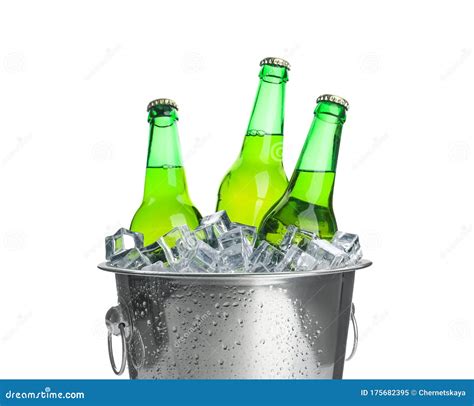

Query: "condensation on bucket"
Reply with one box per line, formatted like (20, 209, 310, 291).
(102, 262, 371, 379)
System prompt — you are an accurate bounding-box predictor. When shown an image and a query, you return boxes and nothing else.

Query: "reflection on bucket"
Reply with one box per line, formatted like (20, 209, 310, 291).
(102, 260, 371, 379)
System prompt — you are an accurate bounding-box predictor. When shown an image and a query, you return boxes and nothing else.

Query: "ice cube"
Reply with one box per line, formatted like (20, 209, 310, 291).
(187, 241, 219, 273)
(141, 261, 170, 273)
(304, 239, 348, 270)
(201, 210, 232, 233)
(249, 241, 284, 271)
(105, 228, 144, 260)
(108, 248, 151, 270)
(195, 211, 232, 247)
(231, 222, 257, 248)
(139, 241, 165, 263)
(274, 246, 318, 272)
(249, 262, 272, 273)
(218, 228, 252, 272)
(158, 225, 197, 264)
(331, 231, 362, 265)
(279, 225, 317, 252)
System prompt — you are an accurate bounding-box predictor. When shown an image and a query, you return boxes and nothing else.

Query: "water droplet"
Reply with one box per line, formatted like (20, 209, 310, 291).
(215, 303, 220, 308)
(222, 302, 230, 307)
(172, 326, 177, 333)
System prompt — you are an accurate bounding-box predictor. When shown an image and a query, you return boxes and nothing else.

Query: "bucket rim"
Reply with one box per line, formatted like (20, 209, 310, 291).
(97, 259, 372, 280)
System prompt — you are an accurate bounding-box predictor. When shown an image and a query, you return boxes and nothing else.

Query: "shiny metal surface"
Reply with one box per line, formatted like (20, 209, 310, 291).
(107, 323, 127, 375)
(146, 98, 178, 111)
(316, 94, 350, 110)
(259, 57, 291, 70)
(100, 260, 371, 379)
(346, 303, 358, 361)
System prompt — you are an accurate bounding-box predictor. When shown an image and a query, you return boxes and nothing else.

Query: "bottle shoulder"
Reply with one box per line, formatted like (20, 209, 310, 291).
(260, 196, 337, 240)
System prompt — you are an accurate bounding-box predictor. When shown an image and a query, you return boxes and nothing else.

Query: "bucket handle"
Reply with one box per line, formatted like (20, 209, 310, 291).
(346, 303, 358, 361)
(107, 323, 127, 375)
(105, 305, 129, 376)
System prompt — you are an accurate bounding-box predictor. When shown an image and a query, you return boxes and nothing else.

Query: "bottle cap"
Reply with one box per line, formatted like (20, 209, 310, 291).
(260, 57, 291, 70)
(316, 94, 349, 110)
(147, 98, 178, 112)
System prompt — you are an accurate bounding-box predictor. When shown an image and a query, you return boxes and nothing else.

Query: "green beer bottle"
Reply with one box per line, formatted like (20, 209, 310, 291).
(130, 99, 201, 245)
(216, 57, 290, 227)
(259, 94, 349, 244)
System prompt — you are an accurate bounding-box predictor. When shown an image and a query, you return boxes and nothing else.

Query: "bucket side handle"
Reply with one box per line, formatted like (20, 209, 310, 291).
(105, 305, 129, 375)
(346, 303, 358, 361)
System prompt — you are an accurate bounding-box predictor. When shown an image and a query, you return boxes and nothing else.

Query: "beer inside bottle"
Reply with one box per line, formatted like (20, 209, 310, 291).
(259, 95, 349, 244)
(216, 57, 290, 227)
(130, 99, 201, 245)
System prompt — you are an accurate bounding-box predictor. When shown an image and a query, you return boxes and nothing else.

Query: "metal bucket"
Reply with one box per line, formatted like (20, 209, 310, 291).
(100, 260, 371, 379)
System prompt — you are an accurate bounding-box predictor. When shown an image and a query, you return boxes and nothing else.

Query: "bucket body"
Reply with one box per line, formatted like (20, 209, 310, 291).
(101, 260, 371, 379)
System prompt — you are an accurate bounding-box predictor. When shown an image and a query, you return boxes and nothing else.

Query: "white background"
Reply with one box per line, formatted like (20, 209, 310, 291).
(0, 0, 473, 379)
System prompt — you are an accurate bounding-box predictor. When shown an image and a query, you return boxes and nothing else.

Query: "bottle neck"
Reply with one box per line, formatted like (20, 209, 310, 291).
(146, 107, 183, 168)
(296, 102, 346, 172)
(241, 64, 288, 163)
(143, 107, 189, 199)
(289, 101, 347, 205)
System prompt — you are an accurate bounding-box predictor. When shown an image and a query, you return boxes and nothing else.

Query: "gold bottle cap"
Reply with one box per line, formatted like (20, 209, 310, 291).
(259, 57, 291, 70)
(316, 94, 349, 110)
(147, 98, 178, 112)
